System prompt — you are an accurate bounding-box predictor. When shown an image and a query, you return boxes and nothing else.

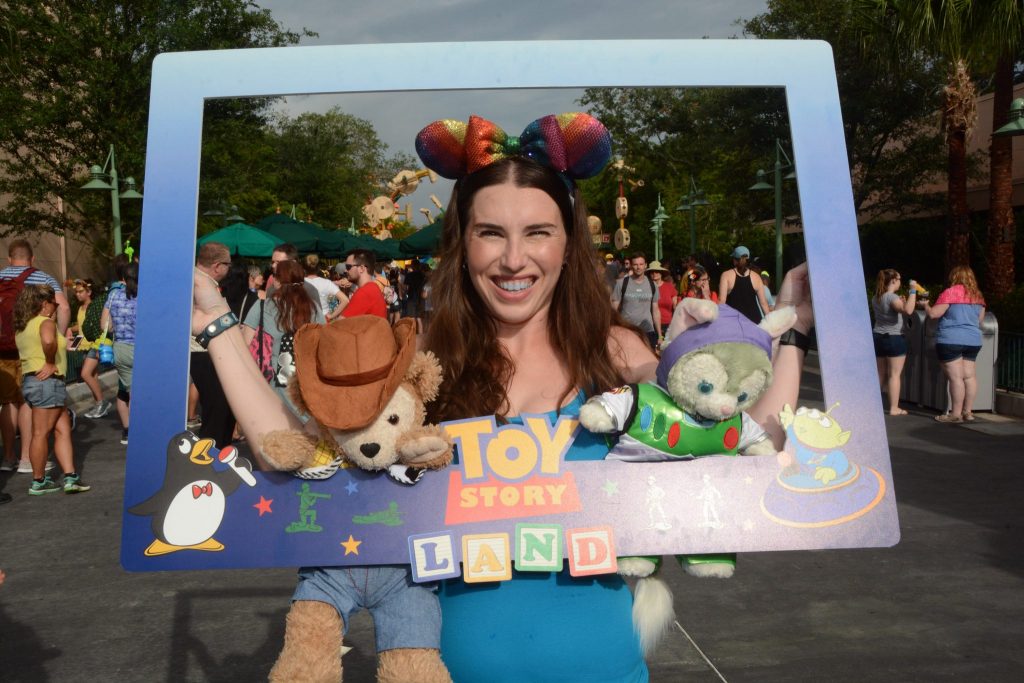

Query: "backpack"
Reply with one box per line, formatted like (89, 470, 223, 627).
(246, 300, 275, 383)
(81, 290, 109, 342)
(616, 274, 658, 325)
(0, 267, 37, 352)
(275, 332, 296, 388)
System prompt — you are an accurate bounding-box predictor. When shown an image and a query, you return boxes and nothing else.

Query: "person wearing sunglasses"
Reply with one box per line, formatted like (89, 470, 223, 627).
(338, 249, 386, 319)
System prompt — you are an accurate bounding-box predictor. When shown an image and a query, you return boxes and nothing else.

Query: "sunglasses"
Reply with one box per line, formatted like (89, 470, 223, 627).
(344, 263, 360, 270)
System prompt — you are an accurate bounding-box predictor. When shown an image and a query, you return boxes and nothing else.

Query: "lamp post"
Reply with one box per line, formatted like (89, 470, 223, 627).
(649, 195, 669, 262)
(203, 201, 245, 226)
(993, 97, 1024, 137)
(674, 176, 709, 255)
(80, 144, 142, 255)
(749, 139, 796, 280)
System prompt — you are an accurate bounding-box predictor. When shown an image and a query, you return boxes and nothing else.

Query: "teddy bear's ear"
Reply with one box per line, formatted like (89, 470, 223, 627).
(404, 351, 444, 403)
(759, 306, 798, 340)
(662, 298, 719, 346)
(288, 375, 308, 414)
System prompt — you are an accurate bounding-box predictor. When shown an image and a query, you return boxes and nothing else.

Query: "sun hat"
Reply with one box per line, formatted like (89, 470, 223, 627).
(293, 317, 417, 430)
(731, 246, 750, 259)
(645, 260, 670, 274)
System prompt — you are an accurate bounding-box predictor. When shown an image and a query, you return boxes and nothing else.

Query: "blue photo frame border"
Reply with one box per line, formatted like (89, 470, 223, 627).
(124, 40, 899, 570)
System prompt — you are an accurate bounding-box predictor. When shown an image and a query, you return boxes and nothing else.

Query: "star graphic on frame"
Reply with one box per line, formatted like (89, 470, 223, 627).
(253, 496, 273, 516)
(601, 480, 619, 497)
(341, 535, 362, 555)
(345, 480, 359, 495)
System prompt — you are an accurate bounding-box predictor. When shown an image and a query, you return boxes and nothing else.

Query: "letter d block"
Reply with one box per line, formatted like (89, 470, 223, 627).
(515, 523, 562, 572)
(566, 526, 617, 577)
(462, 533, 512, 583)
(409, 532, 460, 583)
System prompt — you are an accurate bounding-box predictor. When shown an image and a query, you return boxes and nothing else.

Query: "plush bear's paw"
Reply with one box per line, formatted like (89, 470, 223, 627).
(684, 561, 735, 579)
(618, 556, 659, 578)
(579, 400, 615, 433)
(401, 435, 450, 464)
(260, 430, 318, 471)
(743, 439, 777, 457)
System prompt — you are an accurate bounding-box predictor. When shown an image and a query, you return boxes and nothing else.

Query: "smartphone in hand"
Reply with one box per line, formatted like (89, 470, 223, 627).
(68, 335, 84, 351)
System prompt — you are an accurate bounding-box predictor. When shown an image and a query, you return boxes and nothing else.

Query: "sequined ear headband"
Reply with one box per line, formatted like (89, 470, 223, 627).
(414, 112, 612, 181)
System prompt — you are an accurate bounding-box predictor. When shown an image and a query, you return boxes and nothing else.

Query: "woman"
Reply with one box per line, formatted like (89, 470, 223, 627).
(69, 279, 110, 419)
(302, 254, 340, 317)
(190, 112, 811, 682)
(102, 262, 138, 445)
(241, 259, 324, 418)
(14, 284, 89, 494)
(871, 269, 917, 416)
(647, 260, 677, 337)
(924, 265, 986, 423)
(682, 264, 718, 303)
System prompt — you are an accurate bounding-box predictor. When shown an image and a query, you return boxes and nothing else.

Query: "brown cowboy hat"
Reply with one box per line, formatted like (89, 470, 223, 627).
(293, 317, 417, 430)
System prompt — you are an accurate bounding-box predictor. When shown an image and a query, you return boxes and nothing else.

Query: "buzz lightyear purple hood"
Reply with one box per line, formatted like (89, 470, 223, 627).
(655, 304, 772, 388)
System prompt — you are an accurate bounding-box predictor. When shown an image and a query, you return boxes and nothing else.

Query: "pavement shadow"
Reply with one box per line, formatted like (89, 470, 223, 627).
(0, 603, 59, 682)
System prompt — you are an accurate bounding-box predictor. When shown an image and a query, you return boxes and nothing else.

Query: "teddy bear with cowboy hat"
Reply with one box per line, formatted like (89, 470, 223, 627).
(261, 316, 453, 683)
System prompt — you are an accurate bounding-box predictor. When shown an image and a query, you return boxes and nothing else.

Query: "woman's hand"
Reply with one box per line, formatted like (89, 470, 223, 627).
(36, 362, 57, 381)
(776, 262, 813, 334)
(193, 268, 230, 335)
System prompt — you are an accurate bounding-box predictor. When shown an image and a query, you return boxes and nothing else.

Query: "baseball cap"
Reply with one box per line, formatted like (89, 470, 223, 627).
(731, 246, 750, 259)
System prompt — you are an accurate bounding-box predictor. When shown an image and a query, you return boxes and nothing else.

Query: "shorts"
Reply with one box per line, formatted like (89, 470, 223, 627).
(293, 566, 441, 652)
(0, 358, 22, 404)
(113, 342, 134, 391)
(873, 333, 907, 358)
(935, 343, 981, 363)
(22, 374, 67, 409)
(85, 347, 100, 361)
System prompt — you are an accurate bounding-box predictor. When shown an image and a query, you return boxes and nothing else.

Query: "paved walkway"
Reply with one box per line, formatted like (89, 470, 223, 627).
(1, 362, 1022, 681)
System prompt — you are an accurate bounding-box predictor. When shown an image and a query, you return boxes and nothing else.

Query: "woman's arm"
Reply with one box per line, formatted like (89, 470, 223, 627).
(923, 301, 948, 319)
(193, 269, 306, 467)
(37, 319, 59, 380)
(608, 325, 658, 384)
(748, 263, 812, 450)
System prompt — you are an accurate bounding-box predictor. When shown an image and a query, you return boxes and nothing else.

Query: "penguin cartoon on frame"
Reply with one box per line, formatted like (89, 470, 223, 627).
(129, 431, 256, 556)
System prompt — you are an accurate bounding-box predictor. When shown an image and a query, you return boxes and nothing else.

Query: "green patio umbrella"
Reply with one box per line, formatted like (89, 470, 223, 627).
(254, 214, 322, 252)
(197, 222, 284, 257)
(399, 219, 443, 256)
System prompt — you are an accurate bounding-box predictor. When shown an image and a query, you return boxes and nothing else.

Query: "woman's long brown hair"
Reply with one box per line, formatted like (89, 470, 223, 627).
(425, 157, 632, 422)
(947, 265, 985, 305)
(271, 260, 316, 333)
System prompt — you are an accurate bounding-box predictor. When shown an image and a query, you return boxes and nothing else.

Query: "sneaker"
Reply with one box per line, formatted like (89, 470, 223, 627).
(28, 476, 61, 496)
(0, 460, 16, 472)
(0, 491, 11, 505)
(17, 459, 54, 473)
(63, 473, 91, 494)
(85, 400, 112, 419)
(120, 429, 129, 445)
(186, 416, 202, 430)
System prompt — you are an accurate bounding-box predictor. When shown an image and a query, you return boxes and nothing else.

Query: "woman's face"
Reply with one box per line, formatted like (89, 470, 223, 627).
(464, 182, 567, 328)
(650, 271, 662, 283)
(74, 285, 89, 303)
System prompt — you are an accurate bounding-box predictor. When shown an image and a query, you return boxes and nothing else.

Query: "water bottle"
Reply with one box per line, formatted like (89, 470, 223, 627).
(99, 339, 114, 364)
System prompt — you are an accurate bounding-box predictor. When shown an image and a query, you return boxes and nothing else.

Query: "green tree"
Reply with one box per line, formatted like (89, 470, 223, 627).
(856, 0, 989, 272)
(0, 0, 311, 257)
(260, 107, 416, 229)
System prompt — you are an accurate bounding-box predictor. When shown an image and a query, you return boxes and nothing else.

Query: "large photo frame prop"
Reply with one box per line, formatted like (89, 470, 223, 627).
(123, 40, 899, 573)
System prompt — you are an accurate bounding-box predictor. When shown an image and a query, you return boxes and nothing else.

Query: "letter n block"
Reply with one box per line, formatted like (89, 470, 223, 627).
(515, 523, 562, 572)
(566, 526, 617, 577)
(462, 533, 511, 583)
(408, 532, 460, 583)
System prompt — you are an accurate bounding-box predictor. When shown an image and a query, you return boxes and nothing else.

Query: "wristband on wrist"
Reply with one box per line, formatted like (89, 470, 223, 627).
(778, 328, 811, 353)
(195, 311, 239, 349)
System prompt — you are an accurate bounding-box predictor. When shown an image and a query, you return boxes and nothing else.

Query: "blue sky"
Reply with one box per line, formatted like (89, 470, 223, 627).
(256, 0, 770, 224)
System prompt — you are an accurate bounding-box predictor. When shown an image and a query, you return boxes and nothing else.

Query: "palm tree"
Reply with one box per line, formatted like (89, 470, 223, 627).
(857, 1, 981, 272)
(979, 2, 1024, 302)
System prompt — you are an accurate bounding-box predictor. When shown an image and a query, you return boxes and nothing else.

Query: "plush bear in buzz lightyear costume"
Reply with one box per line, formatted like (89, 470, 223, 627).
(579, 299, 796, 653)
(257, 316, 453, 683)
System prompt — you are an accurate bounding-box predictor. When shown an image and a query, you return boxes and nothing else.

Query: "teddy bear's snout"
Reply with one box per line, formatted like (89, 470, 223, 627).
(360, 443, 381, 459)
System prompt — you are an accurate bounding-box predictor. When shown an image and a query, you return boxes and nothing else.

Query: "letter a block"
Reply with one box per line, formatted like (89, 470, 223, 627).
(408, 532, 460, 583)
(566, 526, 617, 577)
(515, 523, 562, 572)
(462, 533, 512, 583)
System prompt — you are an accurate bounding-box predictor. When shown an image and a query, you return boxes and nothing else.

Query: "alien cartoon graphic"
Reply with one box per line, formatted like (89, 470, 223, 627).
(761, 404, 886, 528)
(129, 431, 256, 556)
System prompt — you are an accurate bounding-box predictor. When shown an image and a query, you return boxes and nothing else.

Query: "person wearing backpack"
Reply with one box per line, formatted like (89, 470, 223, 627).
(610, 251, 661, 349)
(0, 239, 71, 474)
(70, 279, 112, 419)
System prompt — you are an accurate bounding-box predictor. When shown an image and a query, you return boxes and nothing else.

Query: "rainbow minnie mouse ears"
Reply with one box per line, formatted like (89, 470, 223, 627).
(415, 112, 612, 181)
